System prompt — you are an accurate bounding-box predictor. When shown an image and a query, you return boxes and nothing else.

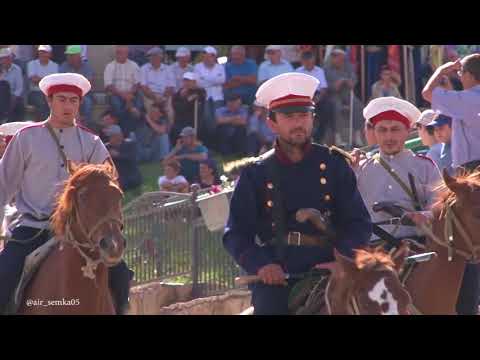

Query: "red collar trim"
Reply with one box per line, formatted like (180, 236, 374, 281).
(274, 140, 313, 165)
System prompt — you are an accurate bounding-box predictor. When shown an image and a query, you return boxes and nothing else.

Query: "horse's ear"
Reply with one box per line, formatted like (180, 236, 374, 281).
(391, 240, 409, 273)
(334, 249, 358, 277)
(103, 157, 119, 181)
(443, 168, 463, 194)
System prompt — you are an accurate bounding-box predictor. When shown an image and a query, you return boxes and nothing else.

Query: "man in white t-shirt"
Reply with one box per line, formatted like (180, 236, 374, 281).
(27, 45, 59, 120)
(295, 51, 335, 143)
(194, 46, 226, 142)
(104, 45, 143, 136)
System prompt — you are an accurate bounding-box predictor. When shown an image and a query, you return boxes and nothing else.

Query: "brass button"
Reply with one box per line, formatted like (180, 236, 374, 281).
(320, 177, 327, 185)
(324, 194, 331, 201)
(267, 200, 273, 207)
(320, 163, 327, 171)
(267, 182, 274, 189)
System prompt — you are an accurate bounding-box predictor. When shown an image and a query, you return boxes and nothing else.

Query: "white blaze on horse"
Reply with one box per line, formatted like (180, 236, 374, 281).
(15, 160, 126, 315)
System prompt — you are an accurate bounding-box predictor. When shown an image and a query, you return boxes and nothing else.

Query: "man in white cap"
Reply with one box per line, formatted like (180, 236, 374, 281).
(27, 45, 59, 121)
(171, 72, 206, 143)
(193, 46, 226, 142)
(169, 47, 194, 92)
(356, 96, 441, 238)
(0, 48, 24, 123)
(257, 45, 293, 86)
(223, 72, 372, 315)
(0, 73, 133, 314)
(59, 45, 95, 129)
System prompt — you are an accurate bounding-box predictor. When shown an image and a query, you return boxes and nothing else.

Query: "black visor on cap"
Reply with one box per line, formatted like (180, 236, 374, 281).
(271, 105, 315, 114)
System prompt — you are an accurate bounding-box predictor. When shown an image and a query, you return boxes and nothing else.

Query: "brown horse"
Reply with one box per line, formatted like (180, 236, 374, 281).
(403, 169, 480, 314)
(17, 161, 126, 315)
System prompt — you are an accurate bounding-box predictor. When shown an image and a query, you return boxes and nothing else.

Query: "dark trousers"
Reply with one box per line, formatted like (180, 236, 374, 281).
(249, 245, 334, 315)
(0, 226, 133, 314)
(216, 125, 247, 156)
(456, 263, 480, 315)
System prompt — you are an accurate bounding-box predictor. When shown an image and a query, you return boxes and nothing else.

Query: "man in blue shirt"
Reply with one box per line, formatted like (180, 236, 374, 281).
(0, 48, 24, 123)
(247, 102, 275, 156)
(257, 45, 293, 86)
(215, 94, 249, 156)
(224, 46, 258, 106)
(59, 45, 96, 129)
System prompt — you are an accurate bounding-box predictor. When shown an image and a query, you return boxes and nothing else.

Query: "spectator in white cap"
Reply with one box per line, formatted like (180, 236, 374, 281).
(223, 45, 258, 106)
(140, 46, 175, 119)
(0, 48, 24, 123)
(193, 46, 226, 143)
(171, 71, 206, 143)
(324, 47, 364, 146)
(59, 46, 95, 130)
(27, 45, 59, 121)
(257, 45, 293, 86)
(0, 72, 134, 314)
(414, 109, 442, 164)
(169, 47, 194, 92)
(104, 45, 143, 136)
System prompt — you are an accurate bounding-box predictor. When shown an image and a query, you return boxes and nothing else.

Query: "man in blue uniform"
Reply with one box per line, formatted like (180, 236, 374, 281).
(223, 73, 372, 315)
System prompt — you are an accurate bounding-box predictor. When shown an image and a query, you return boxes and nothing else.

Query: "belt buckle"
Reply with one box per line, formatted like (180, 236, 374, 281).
(288, 231, 302, 246)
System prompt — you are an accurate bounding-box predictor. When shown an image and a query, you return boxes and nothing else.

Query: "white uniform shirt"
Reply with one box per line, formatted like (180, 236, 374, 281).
(355, 149, 442, 239)
(0, 121, 110, 230)
(193, 62, 226, 101)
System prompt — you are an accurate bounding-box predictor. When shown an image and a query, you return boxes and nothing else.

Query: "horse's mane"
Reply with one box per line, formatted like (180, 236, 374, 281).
(354, 247, 395, 271)
(50, 163, 121, 236)
(433, 169, 480, 209)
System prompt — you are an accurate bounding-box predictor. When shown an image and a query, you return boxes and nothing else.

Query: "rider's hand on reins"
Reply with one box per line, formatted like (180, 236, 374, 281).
(258, 264, 287, 286)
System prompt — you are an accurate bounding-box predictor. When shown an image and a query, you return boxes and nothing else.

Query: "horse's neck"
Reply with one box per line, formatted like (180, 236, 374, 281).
(405, 215, 466, 315)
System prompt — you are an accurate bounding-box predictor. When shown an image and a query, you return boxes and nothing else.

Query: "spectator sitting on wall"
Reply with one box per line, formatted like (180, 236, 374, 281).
(100, 109, 121, 142)
(140, 47, 175, 121)
(370, 65, 402, 100)
(59, 45, 96, 129)
(0, 48, 24, 123)
(171, 72, 206, 143)
(158, 159, 189, 193)
(194, 46, 226, 144)
(104, 124, 142, 191)
(194, 158, 222, 190)
(414, 109, 442, 164)
(223, 45, 258, 106)
(104, 45, 143, 136)
(163, 126, 208, 183)
(246, 101, 275, 156)
(136, 102, 171, 163)
(257, 45, 293, 86)
(169, 47, 194, 93)
(215, 93, 248, 156)
(427, 113, 454, 174)
(27, 45, 59, 121)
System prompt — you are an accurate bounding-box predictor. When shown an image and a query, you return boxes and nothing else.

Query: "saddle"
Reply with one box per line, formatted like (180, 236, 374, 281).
(5, 237, 59, 315)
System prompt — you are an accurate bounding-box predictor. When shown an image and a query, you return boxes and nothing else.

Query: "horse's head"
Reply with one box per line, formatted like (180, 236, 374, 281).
(435, 168, 480, 261)
(328, 243, 412, 315)
(51, 159, 125, 267)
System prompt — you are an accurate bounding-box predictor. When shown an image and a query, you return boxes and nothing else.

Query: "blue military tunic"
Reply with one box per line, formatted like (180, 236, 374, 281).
(223, 142, 372, 276)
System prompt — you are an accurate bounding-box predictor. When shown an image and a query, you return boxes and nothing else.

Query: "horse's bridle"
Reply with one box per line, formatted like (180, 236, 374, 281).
(420, 200, 480, 264)
(60, 193, 124, 280)
(324, 277, 362, 315)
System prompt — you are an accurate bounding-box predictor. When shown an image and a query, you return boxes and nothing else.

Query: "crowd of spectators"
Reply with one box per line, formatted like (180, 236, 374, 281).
(1, 44, 477, 194)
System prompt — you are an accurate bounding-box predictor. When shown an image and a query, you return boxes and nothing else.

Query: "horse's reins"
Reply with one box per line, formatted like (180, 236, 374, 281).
(60, 194, 124, 280)
(418, 200, 480, 263)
